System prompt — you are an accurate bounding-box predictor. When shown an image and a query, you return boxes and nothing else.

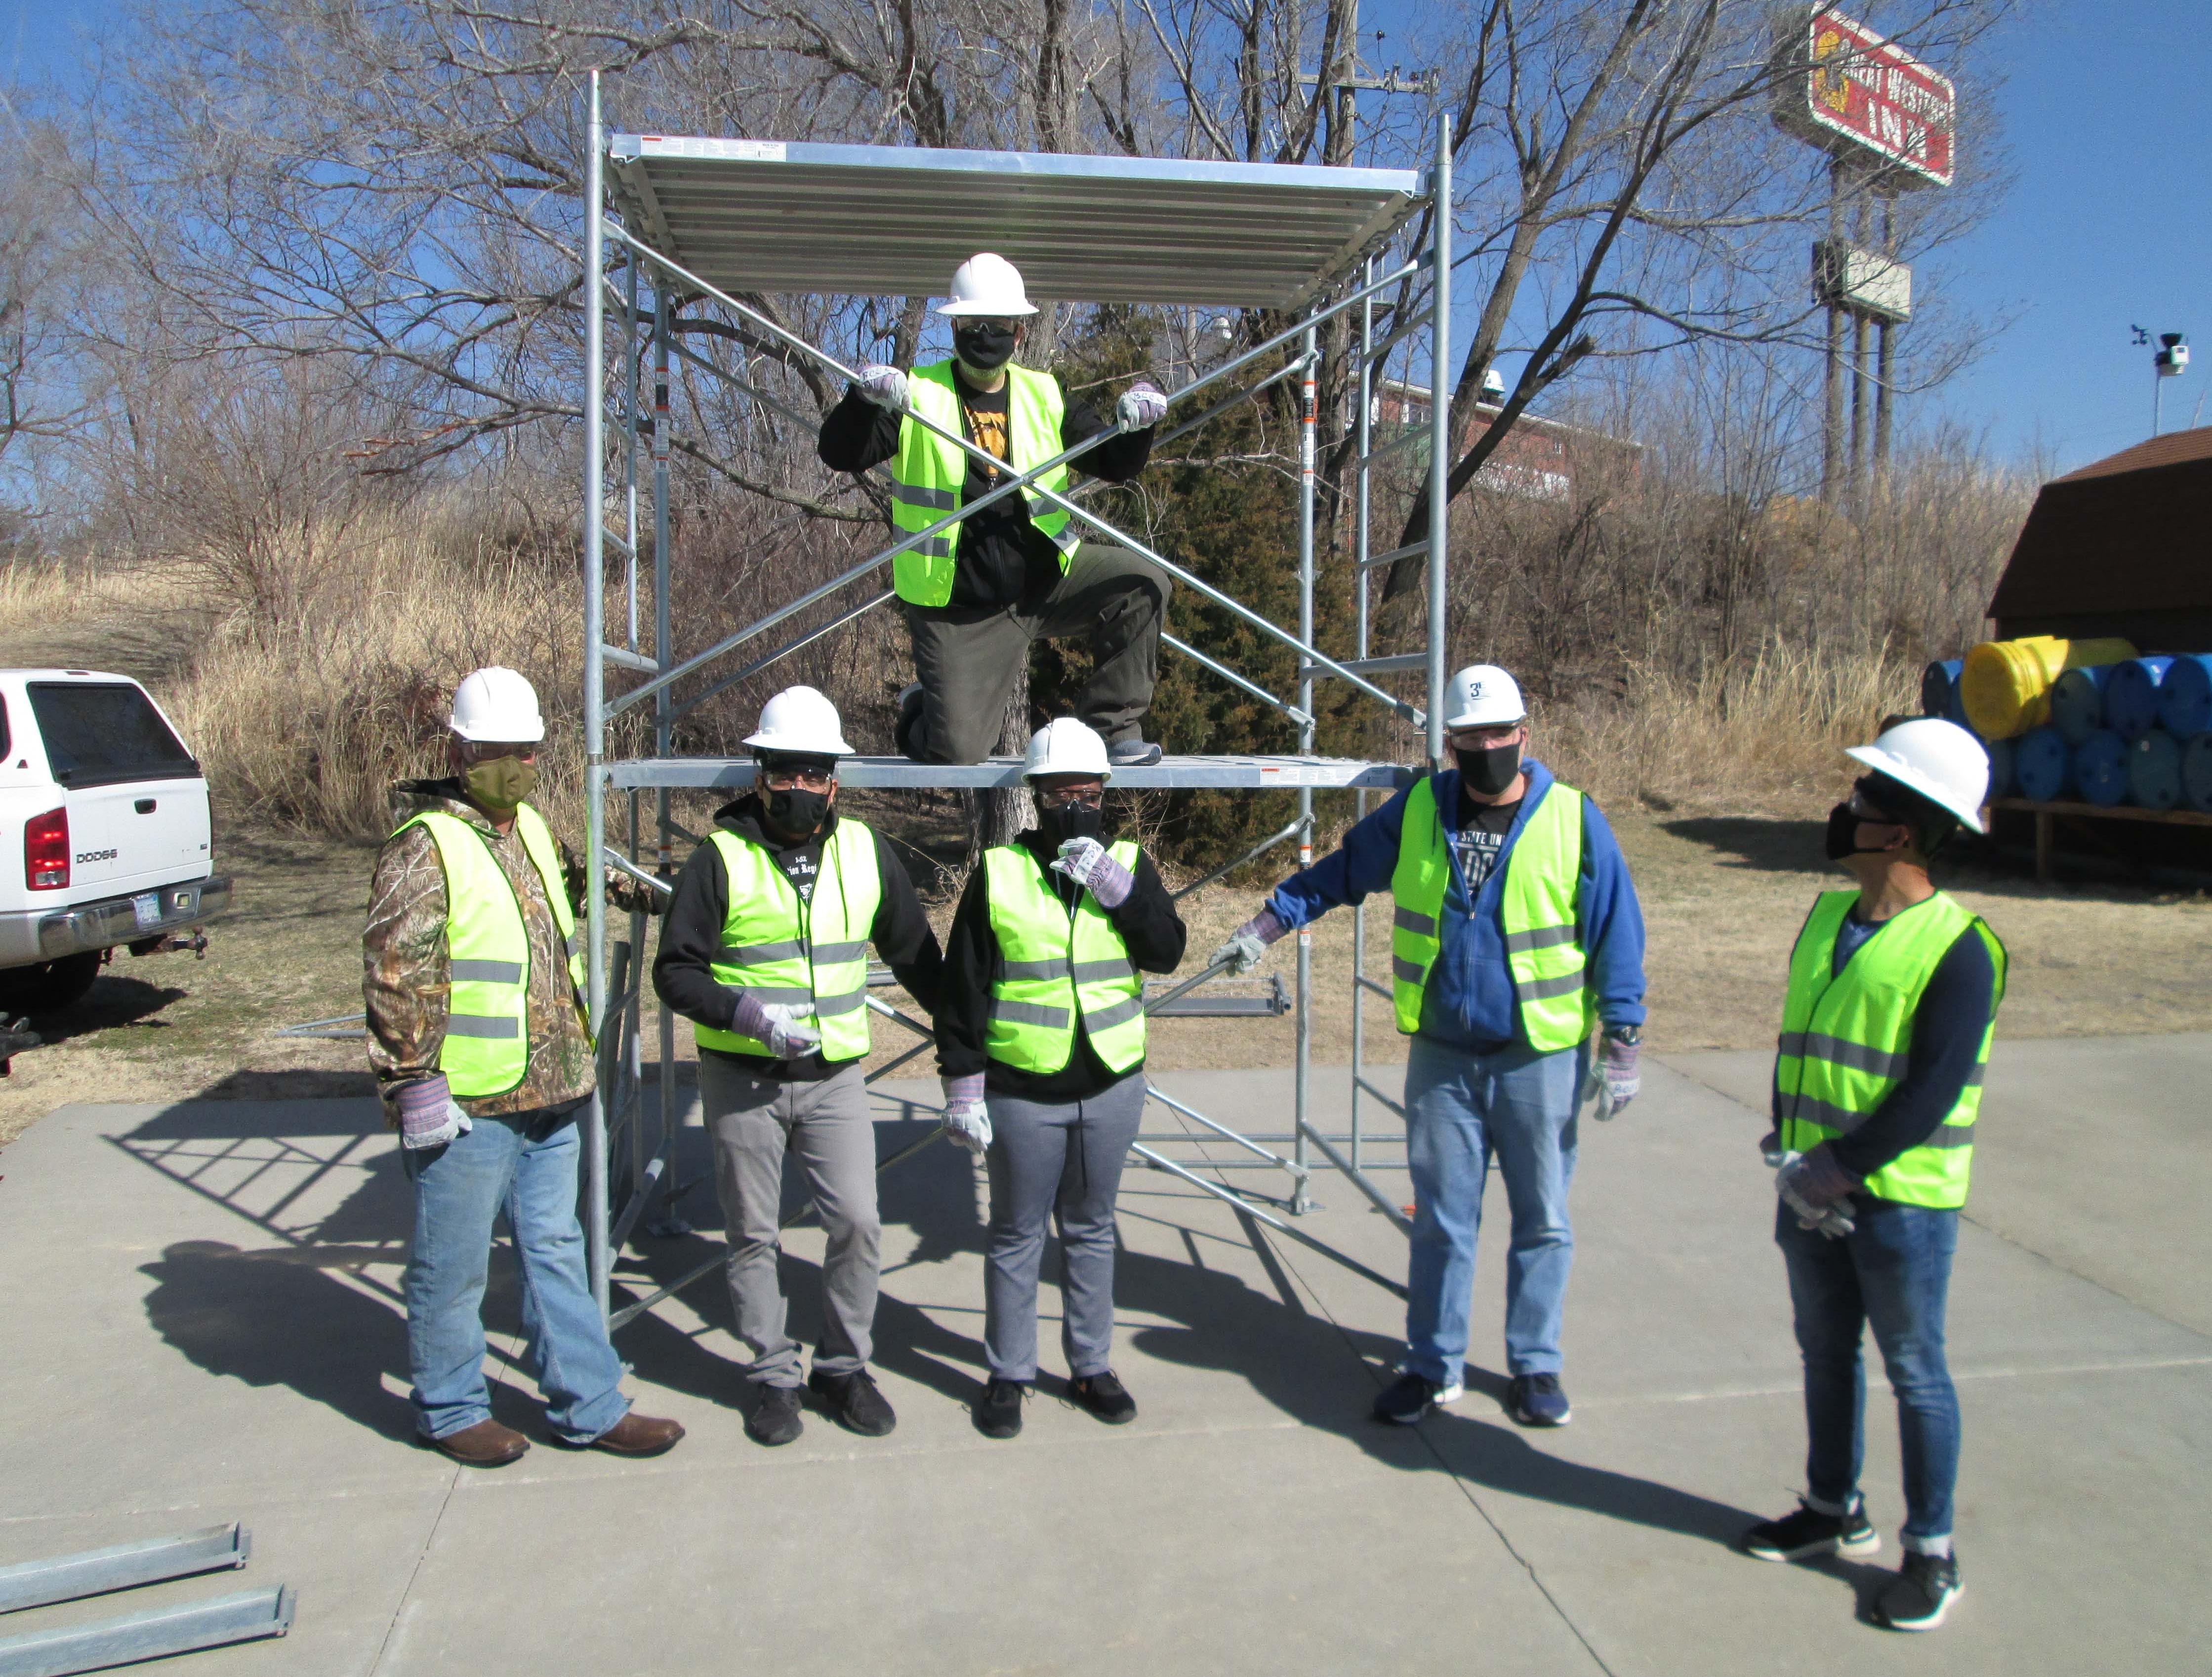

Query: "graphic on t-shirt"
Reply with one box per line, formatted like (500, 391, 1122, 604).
(1448, 823, 1509, 894)
(779, 851, 819, 903)
(964, 402, 1010, 480)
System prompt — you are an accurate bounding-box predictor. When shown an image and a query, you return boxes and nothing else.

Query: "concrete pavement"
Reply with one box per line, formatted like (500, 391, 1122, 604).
(0, 1037, 2206, 1674)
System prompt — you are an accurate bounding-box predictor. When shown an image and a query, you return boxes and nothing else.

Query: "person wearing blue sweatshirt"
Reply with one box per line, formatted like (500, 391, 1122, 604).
(1212, 665, 1646, 1428)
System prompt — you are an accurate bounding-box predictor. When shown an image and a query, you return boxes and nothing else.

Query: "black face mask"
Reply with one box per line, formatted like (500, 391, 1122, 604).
(952, 322, 1017, 374)
(1040, 802, 1104, 847)
(1823, 801, 1891, 861)
(1455, 743, 1523, 798)
(765, 788, 831, 840)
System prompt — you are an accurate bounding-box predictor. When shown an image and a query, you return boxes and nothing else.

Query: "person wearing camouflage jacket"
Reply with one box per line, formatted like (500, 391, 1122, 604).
(362, 666, 684, 1468)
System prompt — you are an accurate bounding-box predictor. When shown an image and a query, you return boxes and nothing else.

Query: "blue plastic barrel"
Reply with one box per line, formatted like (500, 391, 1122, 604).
(2156, 654, 2212, 739)
(2048, 665, 2116, 745)
(2128, 729, 2183, 812)
(1920, 659, 1966, 727)
(2103, 656, 2176, 740)
(2182, 733, 2212, 814)
(2072, 729, 2129, 806)
(1985, 734, 2014, 800)
(2014, 724, 2070, 803)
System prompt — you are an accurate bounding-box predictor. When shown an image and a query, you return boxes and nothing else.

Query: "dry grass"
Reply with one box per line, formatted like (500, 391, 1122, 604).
(1542, 639, 1918, 818)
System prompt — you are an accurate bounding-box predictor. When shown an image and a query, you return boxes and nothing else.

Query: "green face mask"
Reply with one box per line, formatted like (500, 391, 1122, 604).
(463, 755, 538, 813)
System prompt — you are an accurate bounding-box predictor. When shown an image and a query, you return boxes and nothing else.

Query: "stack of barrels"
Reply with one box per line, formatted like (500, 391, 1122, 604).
(1922, 636, 2212, 813)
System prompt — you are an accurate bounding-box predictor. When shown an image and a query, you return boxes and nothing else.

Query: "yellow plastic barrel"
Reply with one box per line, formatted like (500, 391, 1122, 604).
(1961, 636, 2139, 739)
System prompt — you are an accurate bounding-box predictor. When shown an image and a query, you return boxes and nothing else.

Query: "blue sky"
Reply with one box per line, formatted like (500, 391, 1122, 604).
(5, 0, 2202, 475)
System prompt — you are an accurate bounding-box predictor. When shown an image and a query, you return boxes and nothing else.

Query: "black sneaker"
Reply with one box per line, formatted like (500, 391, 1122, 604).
(1742, 1499, 1881, 1562)
(1506, 1372, 1572, 1427)
(1371, 1370, 1463, 1425)
(975, 1377, 1028, 1440)
(894, 683, 925, 762)
(745, 1383, 804, 1447)
(1876, 1551, 1962, 1631)
(808, 1368, 897, 1437)
(1069, 1371, 1137, 1425)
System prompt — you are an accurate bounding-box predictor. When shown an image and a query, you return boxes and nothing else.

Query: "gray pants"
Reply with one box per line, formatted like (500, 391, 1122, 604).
(983, 1074, 1147, 1383)
(701, 1056, 880, 1387)
(906, 542, 1172, 764)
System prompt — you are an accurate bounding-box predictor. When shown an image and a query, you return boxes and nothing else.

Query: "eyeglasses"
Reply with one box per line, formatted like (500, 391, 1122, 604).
(1847, 779, 1900, 824)
(1036, 783, 1104, 809)
(762, 765, 834, 791)
(461, 742, 538, 763)
(1446, 725, 1523, 750)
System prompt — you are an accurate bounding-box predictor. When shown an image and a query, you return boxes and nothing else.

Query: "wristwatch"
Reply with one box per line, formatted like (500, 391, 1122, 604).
(1604, 1025, 1641, 1046)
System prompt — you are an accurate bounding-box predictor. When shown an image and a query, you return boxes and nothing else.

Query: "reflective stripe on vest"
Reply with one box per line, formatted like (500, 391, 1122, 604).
(396, 803, 584, 1100)
(890, 362, 1075, 607)
(982, 839, 1146, 1074)
(1387, 775, 1593, 1051)
(694, 819, 883, 1062)
(1774, 889, 2007, 1209)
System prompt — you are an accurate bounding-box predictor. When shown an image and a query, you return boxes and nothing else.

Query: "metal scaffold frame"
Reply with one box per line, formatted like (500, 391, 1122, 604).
(577, 70, 1455, 1322)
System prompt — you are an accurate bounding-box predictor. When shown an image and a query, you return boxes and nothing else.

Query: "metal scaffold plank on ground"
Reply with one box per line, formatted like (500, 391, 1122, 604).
(0, 1525, 250, 1614)
(0, 1587, 294, 1677)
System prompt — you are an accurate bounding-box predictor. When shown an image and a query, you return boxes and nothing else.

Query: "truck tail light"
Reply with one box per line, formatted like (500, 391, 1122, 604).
(25, 806, 69, 890)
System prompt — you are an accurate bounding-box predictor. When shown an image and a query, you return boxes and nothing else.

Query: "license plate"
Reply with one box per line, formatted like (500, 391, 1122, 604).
(132, 892, 163, 931)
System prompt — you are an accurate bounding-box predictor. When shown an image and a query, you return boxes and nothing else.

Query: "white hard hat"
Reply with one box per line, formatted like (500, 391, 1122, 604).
(1846, 718, 1988, 834)
(936, 252, 1036, 318)
(1442, 664, 1526, 730)
(450, 667, 544, 744)
(1023, 717, 1112, 782)
(742, 686, 855, 757)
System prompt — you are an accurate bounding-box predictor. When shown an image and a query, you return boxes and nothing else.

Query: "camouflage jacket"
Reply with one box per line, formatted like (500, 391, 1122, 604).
(362, 780, 658, 1122)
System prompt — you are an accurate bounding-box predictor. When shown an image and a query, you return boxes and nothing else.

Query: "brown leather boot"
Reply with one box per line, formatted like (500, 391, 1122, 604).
(585, 1412, 685, 1457)
(421, 1418, 530, 1467)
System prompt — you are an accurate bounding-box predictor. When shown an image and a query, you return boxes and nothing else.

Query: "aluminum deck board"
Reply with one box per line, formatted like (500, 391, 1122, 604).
(601, 755, 1415, 792)
(607, 135, 1422, 307)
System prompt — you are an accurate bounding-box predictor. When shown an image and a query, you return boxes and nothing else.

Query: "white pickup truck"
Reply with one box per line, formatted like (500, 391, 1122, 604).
(0, 669, 231, 1013)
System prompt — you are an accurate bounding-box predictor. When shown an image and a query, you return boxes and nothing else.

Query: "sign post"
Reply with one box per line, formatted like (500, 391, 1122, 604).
(1774, 8, 1957, 505)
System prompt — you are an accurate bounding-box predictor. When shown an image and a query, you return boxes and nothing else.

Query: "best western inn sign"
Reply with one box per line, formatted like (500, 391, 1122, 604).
(1775, 6, 1958, 189)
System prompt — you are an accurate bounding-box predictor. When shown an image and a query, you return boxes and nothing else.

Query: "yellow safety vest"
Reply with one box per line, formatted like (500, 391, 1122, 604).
(396, 803, 584, 1099)
(983, 839, 1146, 1075)
(1776, 889, 2006, 1209)
(890, 361, 1075, 607)
(1389, 775, 1593, 1051)
(694, 820, 882, 1062)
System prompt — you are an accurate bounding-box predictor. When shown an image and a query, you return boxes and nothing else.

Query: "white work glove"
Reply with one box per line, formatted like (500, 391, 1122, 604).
(853, 363, 908, 411)
(1773, 1148, 1857, 1239)
(758, 1003, 821, 1060)
(1591, 1030, 1640, 1121)
(1210, 906, 1288, 976)
(939, 1074, 992, 1155)
(1116, 379, 1168, 429)
(395, 1075, 473, 1151)
(1051, 837, 1134, 908)
(729, 991, 821, 1059)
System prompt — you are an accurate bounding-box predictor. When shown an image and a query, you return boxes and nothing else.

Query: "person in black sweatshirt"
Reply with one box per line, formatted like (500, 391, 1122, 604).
(933, 719, 1187, 1439)
(651, 688, 942, 1449)
(816, 251, 1171, 767)
(1742, 719, 2007, 1635)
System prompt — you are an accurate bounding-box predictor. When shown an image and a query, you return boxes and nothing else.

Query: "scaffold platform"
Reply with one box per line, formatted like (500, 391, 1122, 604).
(603, 755, 1418, 792)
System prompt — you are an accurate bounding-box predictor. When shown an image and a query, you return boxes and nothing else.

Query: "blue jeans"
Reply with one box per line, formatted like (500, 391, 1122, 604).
(1402, 1033, 1582, 1384)
(1777, 1195, 1961, 1544)
(401, 1106, 630, 1443)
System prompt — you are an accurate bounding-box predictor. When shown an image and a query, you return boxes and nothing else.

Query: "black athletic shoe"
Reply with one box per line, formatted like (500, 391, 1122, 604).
(809, 1368, 897, 1437)
(1742, 1499, 1881, 1562)
(1069, 1371, 1138, 1425)
(1106, 737, 1162, 767)
(745, 1384, 804, 1447)
(1506, 1372, 1572, 1427)
(1876, 1551, 1962, 1631)
(1371, 1370, 1463, 1425)
(894, 683, 925, 762)
(975, 1377, 1029, 1439)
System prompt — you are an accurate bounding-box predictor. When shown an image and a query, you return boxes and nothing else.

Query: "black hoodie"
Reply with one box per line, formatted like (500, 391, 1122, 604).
(652, 795, 944, 1082)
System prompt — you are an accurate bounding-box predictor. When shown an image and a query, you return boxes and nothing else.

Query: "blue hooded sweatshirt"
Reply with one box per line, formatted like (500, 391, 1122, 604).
(1264, 758, 1646, 1051)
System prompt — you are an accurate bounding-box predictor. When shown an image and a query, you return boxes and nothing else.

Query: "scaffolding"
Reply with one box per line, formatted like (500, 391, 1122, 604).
(578, 71, 1455, 1322)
